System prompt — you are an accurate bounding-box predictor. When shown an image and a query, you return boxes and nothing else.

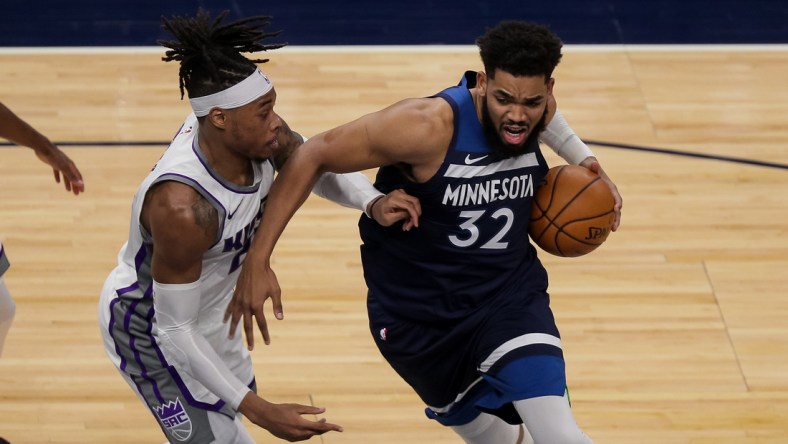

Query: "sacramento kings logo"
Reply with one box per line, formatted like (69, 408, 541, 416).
(155, 397, 192, 441)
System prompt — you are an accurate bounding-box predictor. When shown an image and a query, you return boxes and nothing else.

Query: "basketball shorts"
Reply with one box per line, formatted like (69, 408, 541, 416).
(368, 286, 566, 426)
(99, 278, 256, 443)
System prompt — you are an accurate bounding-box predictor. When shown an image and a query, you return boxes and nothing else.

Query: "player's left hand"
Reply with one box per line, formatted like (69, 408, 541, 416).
(224, 251, 283, 350)
(580, 157, 622, 231)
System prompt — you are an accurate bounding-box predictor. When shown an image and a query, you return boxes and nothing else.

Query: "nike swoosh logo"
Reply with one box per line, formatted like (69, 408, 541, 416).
(227, 202, 242, 220)
(464, 154, 488, 165)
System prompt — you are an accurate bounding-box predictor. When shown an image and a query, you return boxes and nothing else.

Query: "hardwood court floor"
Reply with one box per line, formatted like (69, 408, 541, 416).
(0, 45, 787, 443)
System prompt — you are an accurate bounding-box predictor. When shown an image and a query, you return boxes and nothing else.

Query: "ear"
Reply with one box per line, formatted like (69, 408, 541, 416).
(206, 108, 227, 129)
(476, 71, 488, 96)
(546, 77, 555, 95)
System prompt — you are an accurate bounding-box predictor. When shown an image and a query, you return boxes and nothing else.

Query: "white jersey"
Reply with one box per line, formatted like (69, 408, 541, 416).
(98, 113, 273, 414)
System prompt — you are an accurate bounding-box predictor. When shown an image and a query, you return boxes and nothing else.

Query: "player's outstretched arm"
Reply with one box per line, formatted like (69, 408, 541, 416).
(0, 102, 84, 195)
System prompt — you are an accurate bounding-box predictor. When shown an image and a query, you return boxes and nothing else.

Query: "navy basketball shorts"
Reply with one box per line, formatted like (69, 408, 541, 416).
(368, 288, 566, 426)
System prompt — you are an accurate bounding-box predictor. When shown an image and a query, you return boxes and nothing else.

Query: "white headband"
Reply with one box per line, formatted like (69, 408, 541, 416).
(189, 68, 273, 117)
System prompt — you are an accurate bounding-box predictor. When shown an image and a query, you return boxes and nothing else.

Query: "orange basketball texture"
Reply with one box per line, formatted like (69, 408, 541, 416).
(529, 165, 615, 257)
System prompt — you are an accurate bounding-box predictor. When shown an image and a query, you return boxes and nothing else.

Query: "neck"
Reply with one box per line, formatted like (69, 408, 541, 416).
(197, 128, 253, 187)
(471, 88, 484, 124)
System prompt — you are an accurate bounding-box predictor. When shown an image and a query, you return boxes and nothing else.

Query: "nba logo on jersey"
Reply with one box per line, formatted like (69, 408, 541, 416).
(155, 397, 192, 441)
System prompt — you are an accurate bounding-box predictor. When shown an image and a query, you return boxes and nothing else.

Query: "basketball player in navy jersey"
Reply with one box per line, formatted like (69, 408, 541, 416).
(97, 10, 419, 444)
(229, 21, 622, 443)
(0, 101, 84, 359)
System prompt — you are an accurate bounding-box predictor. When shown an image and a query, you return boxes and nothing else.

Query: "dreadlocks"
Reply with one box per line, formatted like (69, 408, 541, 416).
(158, 9, 286, 100)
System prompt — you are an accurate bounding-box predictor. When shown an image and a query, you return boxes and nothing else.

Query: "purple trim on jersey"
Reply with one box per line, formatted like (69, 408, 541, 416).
(171, 122, 186, 141)
(130, 335, 145, 374)
(143, 282, 153, 298)
(124, 299, 140, 332)
(120, 294, 167, 404)
(116, 281, 139, 296)
(155, 172, 227, 248)
(134, 243, 147, 271)
(167, 365, 226, 412)
(115, 244, 146, 298)
(108, 297, 128, 372)
(135, 319, 166, 404)
(140, 288, 168, 370)
(191, 139, 262, 194)
(130, 372, 165, 405)
(148, 305, 168, 366)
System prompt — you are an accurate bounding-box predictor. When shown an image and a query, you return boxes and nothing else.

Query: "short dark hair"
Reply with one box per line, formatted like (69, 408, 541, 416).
(476, 21, 563, 80)
(158, 9, 286, 99)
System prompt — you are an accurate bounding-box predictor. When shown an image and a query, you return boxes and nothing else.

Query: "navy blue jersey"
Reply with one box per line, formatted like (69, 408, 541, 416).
(359, 72, 550, 323)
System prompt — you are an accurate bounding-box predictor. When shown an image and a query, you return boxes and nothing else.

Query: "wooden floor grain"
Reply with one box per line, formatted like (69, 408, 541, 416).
(1, 45, 787, 443)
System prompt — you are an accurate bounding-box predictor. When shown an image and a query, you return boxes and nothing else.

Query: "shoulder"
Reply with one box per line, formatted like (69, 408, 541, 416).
(367, 97, 454, 161)
(387, 96, 452, 121)
(142, 180, 218, 246)
(140, 179, 217, 277)
(372, 97, 453, 143)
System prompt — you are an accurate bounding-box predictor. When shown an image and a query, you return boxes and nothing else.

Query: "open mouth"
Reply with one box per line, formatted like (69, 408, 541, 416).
(502, 125, 528, 145)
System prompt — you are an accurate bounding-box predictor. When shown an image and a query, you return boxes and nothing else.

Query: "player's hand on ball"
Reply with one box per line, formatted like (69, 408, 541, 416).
(580, 157, 622, 231)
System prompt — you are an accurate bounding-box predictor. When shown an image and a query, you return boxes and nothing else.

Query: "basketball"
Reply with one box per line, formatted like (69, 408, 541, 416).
(529, 165, 616, 257)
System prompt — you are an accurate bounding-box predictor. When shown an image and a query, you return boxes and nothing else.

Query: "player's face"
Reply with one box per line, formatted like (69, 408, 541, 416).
(478, 70, 552, 157)
(226, 88, 283, 161)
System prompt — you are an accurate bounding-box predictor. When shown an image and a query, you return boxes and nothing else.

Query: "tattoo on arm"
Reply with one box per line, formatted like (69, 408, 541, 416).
(273, 120, 304, 170)
(191, 195, 219, 240)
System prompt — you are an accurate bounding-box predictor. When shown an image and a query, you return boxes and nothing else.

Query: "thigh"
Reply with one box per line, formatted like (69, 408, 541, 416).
(103, 296, 240, 442)
(125, 365, 239, 443)
(368, 295, 478, 408)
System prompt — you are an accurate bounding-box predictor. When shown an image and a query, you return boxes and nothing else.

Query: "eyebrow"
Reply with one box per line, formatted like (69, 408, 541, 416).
(494, 90, 544, 103)
(256, 95, 275, 109)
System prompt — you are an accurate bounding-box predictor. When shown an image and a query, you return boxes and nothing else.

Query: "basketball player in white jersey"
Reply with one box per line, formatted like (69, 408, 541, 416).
(0, 101, 84, 358)
(97, 10, 419, 444)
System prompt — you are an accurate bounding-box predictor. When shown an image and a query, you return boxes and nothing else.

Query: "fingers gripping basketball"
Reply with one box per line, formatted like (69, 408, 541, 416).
(529, 165, 615, 257)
